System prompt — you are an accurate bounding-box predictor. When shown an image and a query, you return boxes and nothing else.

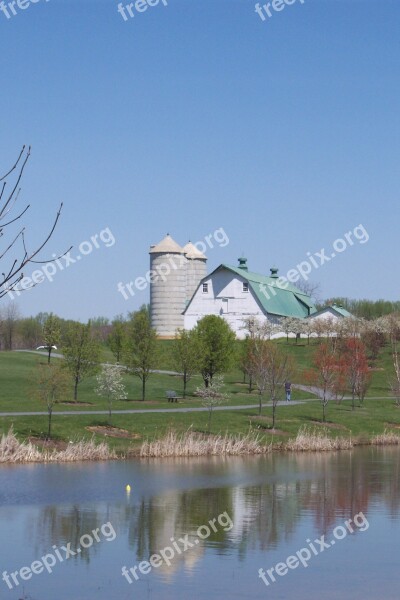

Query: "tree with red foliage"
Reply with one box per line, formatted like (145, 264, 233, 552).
(305, 343, 346, 422)
(342, 339, 371, 410)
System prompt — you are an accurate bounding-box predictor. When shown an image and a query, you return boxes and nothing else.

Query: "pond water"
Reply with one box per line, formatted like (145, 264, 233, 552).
(0, 447, 399, 600)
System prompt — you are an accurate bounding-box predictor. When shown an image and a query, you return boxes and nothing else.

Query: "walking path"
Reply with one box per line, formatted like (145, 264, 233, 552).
(11, 352, 396, 412)
(0, 401, 305, 417)
(14, 350, 182, 376)
(293, 384, 335, 400)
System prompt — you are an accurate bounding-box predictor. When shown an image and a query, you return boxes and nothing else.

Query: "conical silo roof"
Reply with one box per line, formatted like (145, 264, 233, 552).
(150, 234, 183, 254)
(182, 241, 207, 260)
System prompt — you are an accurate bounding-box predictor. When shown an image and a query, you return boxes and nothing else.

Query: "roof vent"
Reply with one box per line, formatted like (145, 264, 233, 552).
(238, 257, 248, 271)
(270, 267, 279, 278)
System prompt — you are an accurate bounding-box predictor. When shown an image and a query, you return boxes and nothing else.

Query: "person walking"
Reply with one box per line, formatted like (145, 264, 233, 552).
(285, 381, 292, 403)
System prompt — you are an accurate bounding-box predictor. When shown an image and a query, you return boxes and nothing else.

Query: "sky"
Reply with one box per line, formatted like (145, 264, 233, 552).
(0, 0, 399, 321)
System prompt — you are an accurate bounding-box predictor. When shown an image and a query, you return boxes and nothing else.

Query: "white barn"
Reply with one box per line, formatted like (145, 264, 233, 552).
(183, 258, 316, 339)
(306, 304, 353, 323)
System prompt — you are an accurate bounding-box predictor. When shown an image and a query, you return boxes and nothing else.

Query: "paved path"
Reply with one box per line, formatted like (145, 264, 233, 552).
(293, 384, 336, 400)
(0, 401, 305, 417)
(15, 349, 65, 359)
(293, 384, 397, 402)
(13, 352, 396, 403)
(14, 350, 181, 376)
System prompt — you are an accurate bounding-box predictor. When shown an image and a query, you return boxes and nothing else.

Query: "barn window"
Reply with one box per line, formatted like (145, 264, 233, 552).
(243, 282, 249, 293)
(202, 283, 208, 293)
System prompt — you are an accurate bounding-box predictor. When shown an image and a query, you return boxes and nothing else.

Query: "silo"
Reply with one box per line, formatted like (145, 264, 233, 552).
(149, 234, 187, 337)
(182, 242, 207, 303)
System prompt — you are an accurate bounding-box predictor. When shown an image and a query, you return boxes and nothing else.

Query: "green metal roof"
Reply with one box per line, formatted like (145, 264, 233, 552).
(219, 264, 317, 319)
(330, 304, 353, 318)
(307, 304, 353, 319)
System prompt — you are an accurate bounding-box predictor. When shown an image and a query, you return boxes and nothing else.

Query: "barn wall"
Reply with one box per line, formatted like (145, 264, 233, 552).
(184, 270, 282, 339)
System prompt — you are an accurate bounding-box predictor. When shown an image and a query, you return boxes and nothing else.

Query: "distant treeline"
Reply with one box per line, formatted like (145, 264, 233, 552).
(318, 298, 400, 320)
(0, 310, 112, 352)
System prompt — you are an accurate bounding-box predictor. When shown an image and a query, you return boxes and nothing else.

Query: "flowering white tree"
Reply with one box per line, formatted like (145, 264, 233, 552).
(280, 317, 292, 343)
(301, 319, 315, 345)
(340, 316, 364, 339)
(382, 314, 400, 406)
(95, 364, 127, 420)
(241, 317, 279, 340)
(290, 318, 305, 344)
(196, 375, 228, 433)
(279, 317, 304, 343)
(360, 317, 387, 360)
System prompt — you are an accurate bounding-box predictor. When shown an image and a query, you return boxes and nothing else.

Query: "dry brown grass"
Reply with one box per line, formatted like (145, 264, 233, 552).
(86, 425, 141, 440)
(140, 430, 271, 458)
(370, 430, 400, 446)
(285, 426, 353, 452)
(0, 429, 116, 463)
(0, 429, 43, 463)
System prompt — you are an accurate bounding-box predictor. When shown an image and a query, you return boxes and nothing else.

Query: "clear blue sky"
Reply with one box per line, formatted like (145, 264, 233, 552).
(0, 0, 399, 321)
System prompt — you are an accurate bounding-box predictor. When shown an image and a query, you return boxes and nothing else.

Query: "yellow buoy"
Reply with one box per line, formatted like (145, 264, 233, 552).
(126, 484, 131, 492)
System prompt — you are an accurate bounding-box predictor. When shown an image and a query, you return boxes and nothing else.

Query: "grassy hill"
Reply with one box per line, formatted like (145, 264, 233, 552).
(0, 339, 398, 455)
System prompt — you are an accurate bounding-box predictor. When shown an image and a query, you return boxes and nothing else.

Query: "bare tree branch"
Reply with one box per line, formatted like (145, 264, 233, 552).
(0, 146, 30, 219)
(0, 147, 69, 298)
(0, 145, 25, 182)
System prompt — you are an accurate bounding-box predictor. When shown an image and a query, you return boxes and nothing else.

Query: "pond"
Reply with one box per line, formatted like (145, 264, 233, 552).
(0, 447, 399, 599)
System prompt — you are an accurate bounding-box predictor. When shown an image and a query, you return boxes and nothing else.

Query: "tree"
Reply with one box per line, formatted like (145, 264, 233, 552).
(340, 316, 364, 340)
(290, 318, 305, 345)
(240, 317, 279, 393)
(249, 339, 273, 416)
(306, 343, 346, 422)
(280, 317, 292, 343)
(250, 341, 294, 427)
(172, 328, 199, 398)
(90, 316, 111, 343)
(241, 317, 284, 398)
(301, 319, 315, 346)
(107, 316, 127, 363)
(35, 363, 69, 439)
(193, 315, 236, 386)
(361, 319, 386, 361)
(342, 339, 371, 410)
(196, 375, 228, 433)
(18, 316, 42, 349)
(95, 364, 127, 420)
(42, 313, 61, 364)
(279, 317, 305, 344)
(123, 306, 158, 401)
(63, 322, 101, 401)
(0, 146, 69, 299)
(241, 316, 279, 341)
(295, 280, 322, 302)
(238, 336, 254, 391)
(383, 314, 400, 406)
(1, 302, 20, 350)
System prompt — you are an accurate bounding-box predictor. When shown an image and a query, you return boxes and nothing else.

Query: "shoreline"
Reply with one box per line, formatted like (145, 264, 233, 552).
(1, 428, 400, 464)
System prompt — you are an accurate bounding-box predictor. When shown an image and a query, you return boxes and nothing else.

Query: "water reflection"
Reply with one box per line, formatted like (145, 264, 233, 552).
(21, 446, 400, 577)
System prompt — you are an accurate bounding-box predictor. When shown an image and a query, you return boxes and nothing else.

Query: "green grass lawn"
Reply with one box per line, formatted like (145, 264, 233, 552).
(2, 396, 400, 456)
(0, 340, 398, 455)
(0, 351, 314, 413)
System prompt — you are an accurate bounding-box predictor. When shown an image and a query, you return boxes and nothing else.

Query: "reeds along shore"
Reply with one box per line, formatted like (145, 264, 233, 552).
(284, 426, 354, 452)
(2, 427, 400, 463)
(140, 430, 271, 458)
(370, 429, 400, 446)
(0, 429, 116, 463)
